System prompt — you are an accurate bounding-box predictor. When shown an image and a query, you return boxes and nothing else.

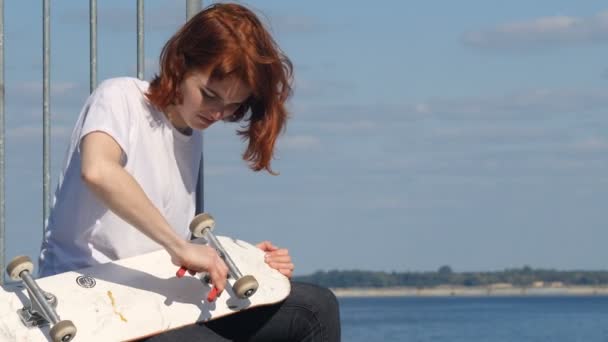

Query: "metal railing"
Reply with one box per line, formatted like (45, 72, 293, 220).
(0, 0, 5, 286)
(42, 0, 51, 239)
(0, 0, 204, 285)
(90, 0, 97, 93)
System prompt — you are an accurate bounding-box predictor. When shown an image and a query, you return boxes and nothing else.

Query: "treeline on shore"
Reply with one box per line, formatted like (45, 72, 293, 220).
(293, 265, 608, 288)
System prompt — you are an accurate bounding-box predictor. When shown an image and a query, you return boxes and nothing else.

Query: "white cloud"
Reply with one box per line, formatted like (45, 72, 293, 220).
(59, 3, 319, 35)
(294, 102, 424, 122)
(368, 196, 474, 210)
(463, 11, 608, 49)
(205, 165, 242, 177)
(571, 137, 608, 151)
(294, 78, 356, 99)
(369, 197, 410, 210)
(14, 81, 78, 96)
(415, 103, 431, 114)
(317, 120, 376, 132)
(280, 135, 321, 150)
(7, 124, 72, 140)
(366, 158, 412, 172)
(295, 87, 608, 125)
(8, 81, 88, 111)
(266, 14, 320, 35)
(429, 125, 544, 141)
(421, 87, 608, 117)
(60, 4, 184, 32)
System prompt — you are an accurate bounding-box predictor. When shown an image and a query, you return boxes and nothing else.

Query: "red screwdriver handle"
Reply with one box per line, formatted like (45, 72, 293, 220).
(176, 266, 187, 278)
(176, 266, 196, 278)
(207, 286, 220, 302)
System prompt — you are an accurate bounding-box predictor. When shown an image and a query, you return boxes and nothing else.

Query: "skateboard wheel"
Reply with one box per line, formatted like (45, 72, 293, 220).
(50, 320, 77, 342)
(189, 213, 215, 238)
(6, 255, 34, 281)
(233, 275, 259, 299)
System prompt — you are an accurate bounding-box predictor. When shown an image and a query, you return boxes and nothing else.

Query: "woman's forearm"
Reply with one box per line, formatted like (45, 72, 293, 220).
(81, 161, 185, 256)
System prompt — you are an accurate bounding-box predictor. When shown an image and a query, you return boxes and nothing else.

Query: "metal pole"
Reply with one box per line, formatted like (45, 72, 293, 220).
(136, 0, 144, 80)
(0, 0, 5, 285)
(42, 0, 50, 235)
(204, 231, 243, 280)
(187, 0, 204, 214)
(186, 0, 202, 20)
(90, 0, 97, 92)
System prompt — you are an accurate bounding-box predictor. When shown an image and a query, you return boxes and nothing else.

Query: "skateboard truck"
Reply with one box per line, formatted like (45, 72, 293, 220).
(178, 213, 259, 300)
(6, 255, 77, 342)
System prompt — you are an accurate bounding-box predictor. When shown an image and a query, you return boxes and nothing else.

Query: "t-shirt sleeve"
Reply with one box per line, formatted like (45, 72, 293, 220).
(79, 79, 134, 160)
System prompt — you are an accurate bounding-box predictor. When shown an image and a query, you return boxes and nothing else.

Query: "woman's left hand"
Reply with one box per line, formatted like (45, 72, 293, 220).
(256, 241, 294, 279)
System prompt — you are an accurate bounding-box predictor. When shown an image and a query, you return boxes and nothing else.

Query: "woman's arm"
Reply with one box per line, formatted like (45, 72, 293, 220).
(80, 131, 228, 291)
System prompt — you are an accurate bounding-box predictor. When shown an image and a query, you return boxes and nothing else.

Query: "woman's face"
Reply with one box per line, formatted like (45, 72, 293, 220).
(167, 69, 251, 131)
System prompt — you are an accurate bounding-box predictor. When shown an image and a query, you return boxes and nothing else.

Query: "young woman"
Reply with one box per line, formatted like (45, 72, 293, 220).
(39, 3, 340, 341)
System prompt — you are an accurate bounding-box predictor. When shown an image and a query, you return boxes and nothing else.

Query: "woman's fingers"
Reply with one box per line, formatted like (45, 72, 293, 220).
(266, 254, 291, 264)
(280, 269, 293, 278)
(269, 261, 294, 270)
(209, 272, 226, 292)
(183, 244, 228, 292)
(256, 240, 278, 252)
(264, 248, 293, 273)
(209, 257, 228, 292)
(265, 248, 289, 258)
(260, 246, 294, 278)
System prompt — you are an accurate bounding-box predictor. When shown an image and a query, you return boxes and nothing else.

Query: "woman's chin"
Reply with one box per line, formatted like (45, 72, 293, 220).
(191, 122, 210, 131)
(193, 117, 215, 130)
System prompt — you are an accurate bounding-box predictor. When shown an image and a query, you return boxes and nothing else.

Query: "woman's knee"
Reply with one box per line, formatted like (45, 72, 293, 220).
(289, 282, 341, 340)
(292, 282, 338, 309)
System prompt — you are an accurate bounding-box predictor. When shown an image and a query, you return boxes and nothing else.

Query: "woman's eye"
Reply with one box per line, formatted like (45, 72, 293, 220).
(201, 88, 216, 99)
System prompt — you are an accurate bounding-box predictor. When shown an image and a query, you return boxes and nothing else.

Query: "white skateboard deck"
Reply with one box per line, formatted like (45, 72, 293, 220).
(0, 236, 291, 341)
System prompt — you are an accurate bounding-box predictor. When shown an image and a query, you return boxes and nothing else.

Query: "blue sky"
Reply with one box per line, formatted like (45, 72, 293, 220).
(3, 1, 608, 276)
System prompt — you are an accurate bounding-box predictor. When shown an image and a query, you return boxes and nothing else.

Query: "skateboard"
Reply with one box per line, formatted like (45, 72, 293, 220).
(0, 214, 291, 341)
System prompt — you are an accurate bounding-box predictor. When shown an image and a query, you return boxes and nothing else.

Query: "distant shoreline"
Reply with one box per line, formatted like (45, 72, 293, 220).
(330, 285, 608, 297)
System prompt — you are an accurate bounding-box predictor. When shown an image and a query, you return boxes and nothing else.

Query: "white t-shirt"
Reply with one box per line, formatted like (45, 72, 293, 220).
(39, 77, 202, 277)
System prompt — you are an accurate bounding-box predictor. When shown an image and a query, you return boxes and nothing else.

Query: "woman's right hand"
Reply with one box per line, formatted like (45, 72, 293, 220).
(169, 242, 229, 293)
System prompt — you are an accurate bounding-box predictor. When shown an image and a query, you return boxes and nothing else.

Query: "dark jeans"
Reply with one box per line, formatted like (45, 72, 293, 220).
(138, 282, 341, 342)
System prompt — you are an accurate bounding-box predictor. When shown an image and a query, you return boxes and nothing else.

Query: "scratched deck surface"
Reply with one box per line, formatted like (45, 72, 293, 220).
(0, 236, 291, 342)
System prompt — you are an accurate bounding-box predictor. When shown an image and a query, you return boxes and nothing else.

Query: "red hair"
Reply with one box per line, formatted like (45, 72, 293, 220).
(146, 3, 293, 173)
